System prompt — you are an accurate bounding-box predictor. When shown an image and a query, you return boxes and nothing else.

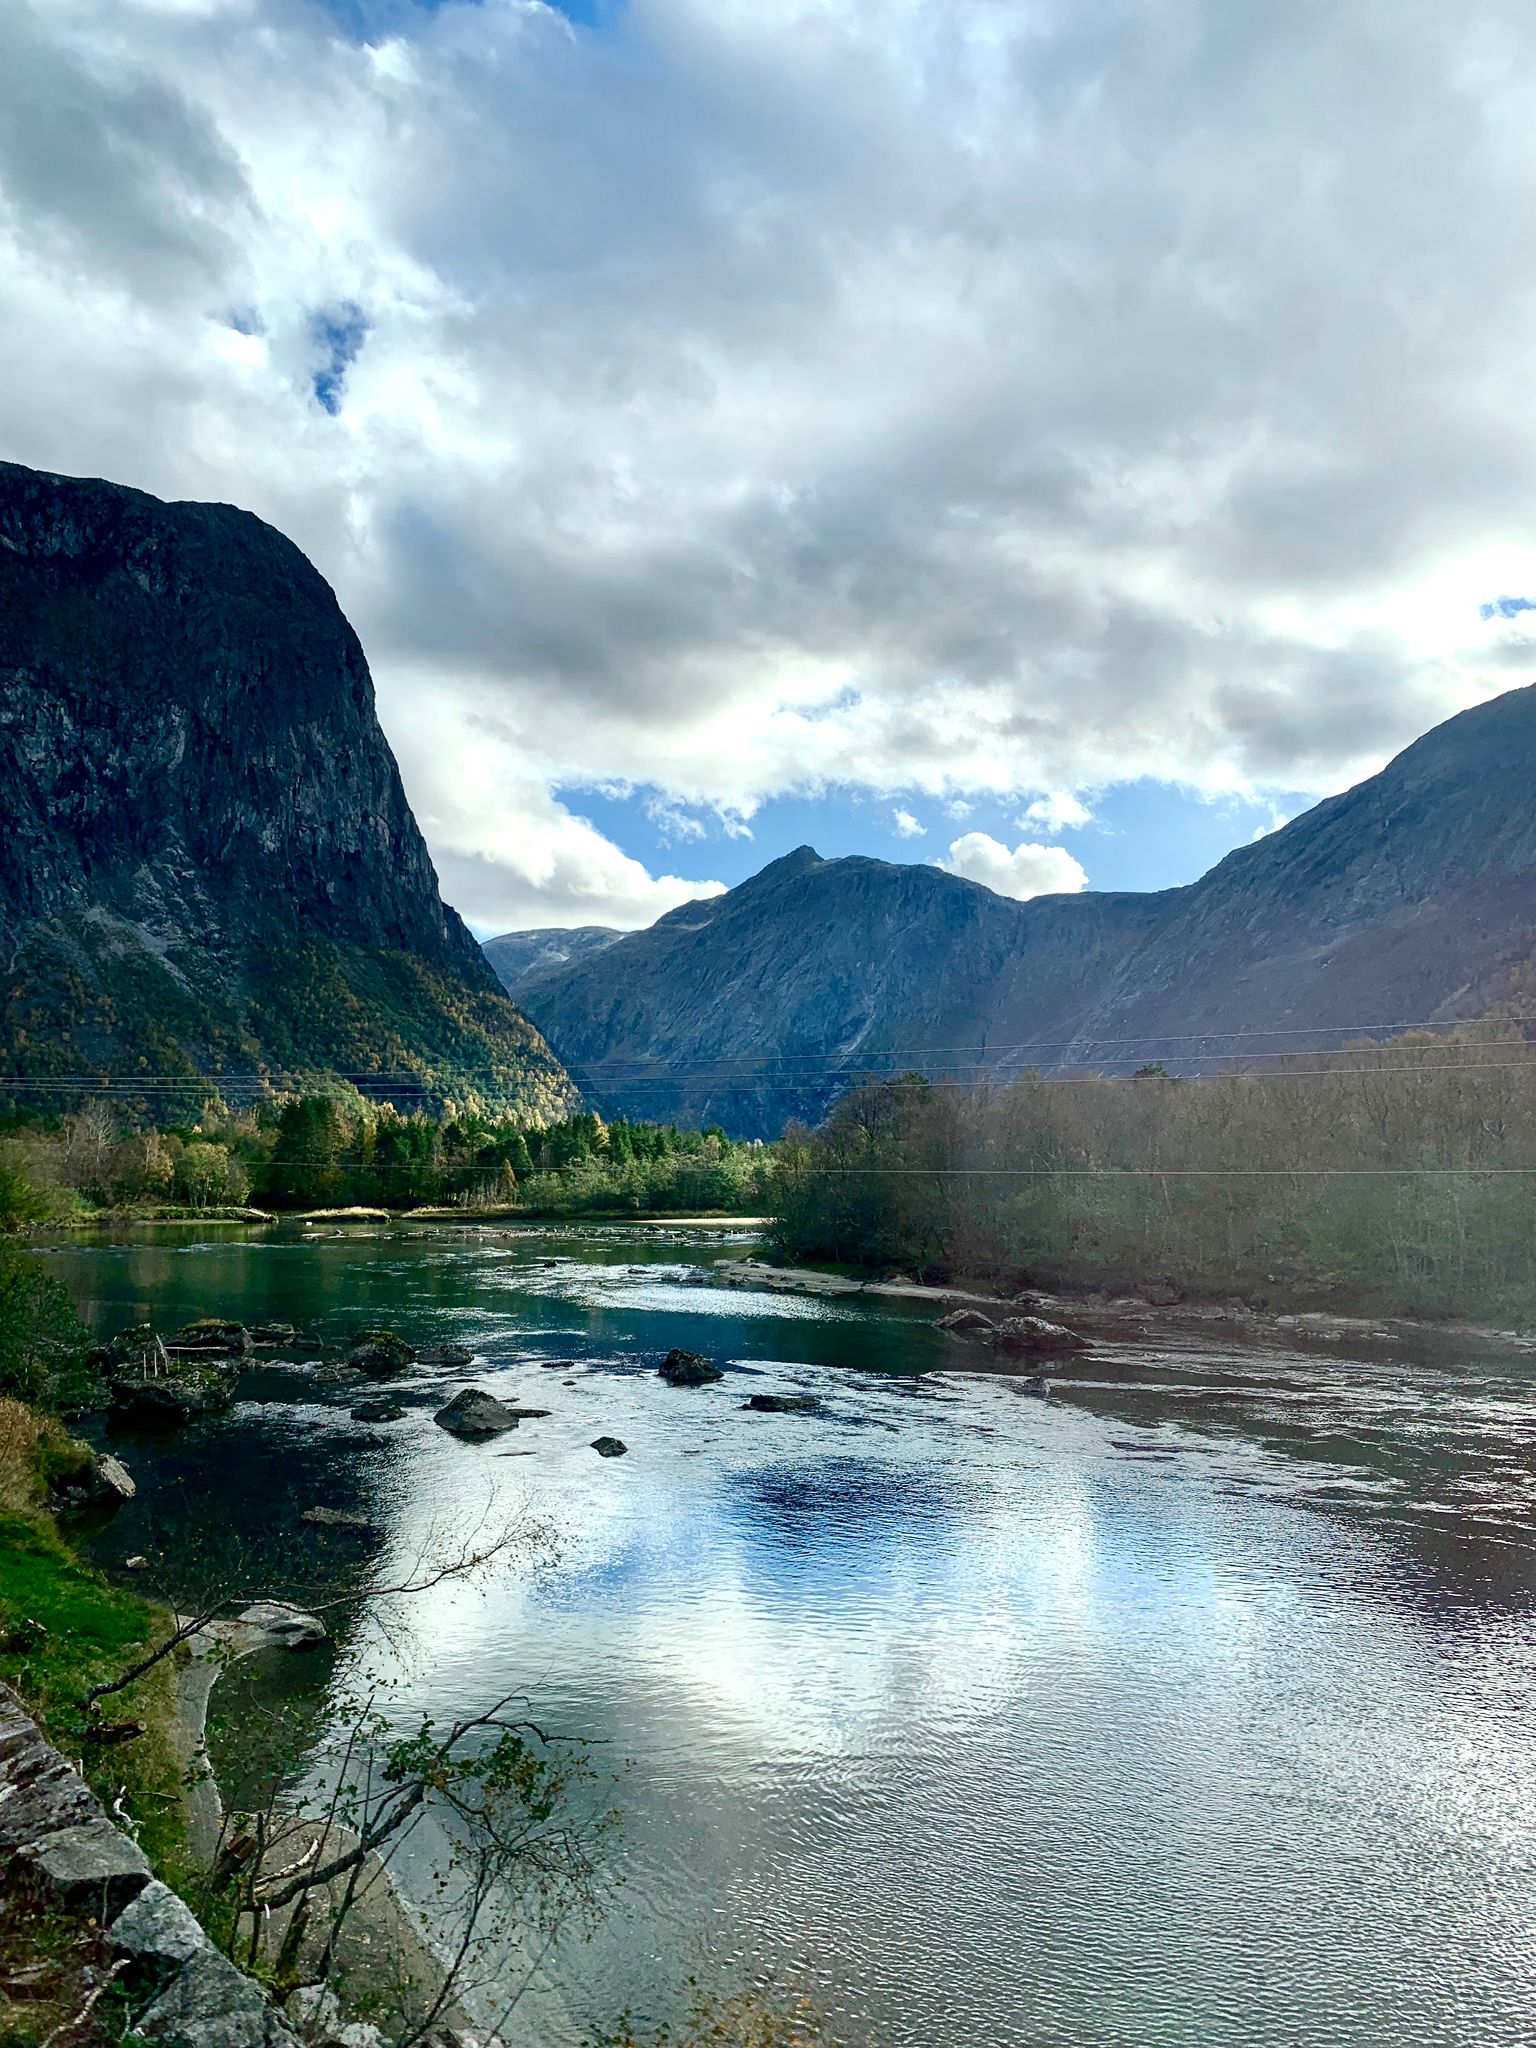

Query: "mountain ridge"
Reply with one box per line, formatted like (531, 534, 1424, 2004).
(495, 685, 1536, 1136)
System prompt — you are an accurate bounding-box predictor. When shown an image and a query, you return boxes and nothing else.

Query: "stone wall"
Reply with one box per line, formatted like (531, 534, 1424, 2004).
(0, 1681, 299, 2048)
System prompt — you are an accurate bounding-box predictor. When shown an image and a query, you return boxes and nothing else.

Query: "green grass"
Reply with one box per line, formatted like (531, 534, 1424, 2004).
(0, 1404, 188, 1877)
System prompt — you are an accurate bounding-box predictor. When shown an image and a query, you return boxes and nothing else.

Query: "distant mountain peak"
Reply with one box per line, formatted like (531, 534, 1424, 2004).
(502, 684, 1536, 1136)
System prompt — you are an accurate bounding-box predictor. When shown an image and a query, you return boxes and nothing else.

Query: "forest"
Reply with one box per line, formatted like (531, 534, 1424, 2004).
(0, 1092, 773, 1222)
(770, 1028, 1536, 1318)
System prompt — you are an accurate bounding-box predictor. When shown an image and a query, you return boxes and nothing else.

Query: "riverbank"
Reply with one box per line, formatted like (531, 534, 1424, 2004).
(712, 1257, 1536, 1358)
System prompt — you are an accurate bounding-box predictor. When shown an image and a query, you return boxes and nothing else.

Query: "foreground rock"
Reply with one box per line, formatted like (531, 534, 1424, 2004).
(658, 1348, 723, 1386)
(743, 1392, 821, 1413)
(989, 1316, 1090, 1358)
(434, 1388, 521, 1438)
(591, 1436, 627, 1457)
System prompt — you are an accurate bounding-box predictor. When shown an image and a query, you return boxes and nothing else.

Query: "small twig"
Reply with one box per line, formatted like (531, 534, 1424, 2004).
(37, 1959, 127, 2048)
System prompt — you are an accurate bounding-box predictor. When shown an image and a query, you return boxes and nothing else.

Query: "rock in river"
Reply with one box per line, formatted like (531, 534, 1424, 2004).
(418, 1342, 475, 1367)
(658, 1348, 723, 1386)
(350, 1398, 406, 1423)
(348, 1328, 417, 1377)
(990, 1316, 1090, 1358)
(591, 1436, 628, 1458)
(434, 1388, 521, 1439)
(743, 1392, 821, 1414)
(937, 1308, 996, 1338)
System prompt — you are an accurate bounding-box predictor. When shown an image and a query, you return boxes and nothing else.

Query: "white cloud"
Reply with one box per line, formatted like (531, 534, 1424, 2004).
(891, 807, 924, 838)
(1020, 792, 1095, 834)
(0, 0, 1533, 920)
(939, 834, 1090, 902)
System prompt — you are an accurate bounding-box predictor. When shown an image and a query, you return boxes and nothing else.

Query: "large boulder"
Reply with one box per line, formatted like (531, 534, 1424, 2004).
(434, 1388, 520, 1439)
(658, 1349, 723, 1386)
(136, 1944, 301, 2048)
(15, 1818, 152, 1914)
(990, 1316, 1090, 1358)
(107, 1879, 214, 1972)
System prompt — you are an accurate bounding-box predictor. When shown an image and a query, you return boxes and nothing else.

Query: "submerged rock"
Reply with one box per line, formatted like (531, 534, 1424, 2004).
(301, 1506, 374, 1531)
(235, 1602, 327, 1650)
(418, 1342, 475, 1367)
(937, 1308, 995, 1337)
(434, 1388, 521, 1438)
(743, 1392, 821, 1414)
(658, 1348, 723, 1386)
(590, 1436, 628, 1458)
(349, 1398, 406, 1423)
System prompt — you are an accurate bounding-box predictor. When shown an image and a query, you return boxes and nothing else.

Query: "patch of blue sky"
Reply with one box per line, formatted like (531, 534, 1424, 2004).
(311, 305, 368, 417)
(313, 0, 619, 38)
(557, 778, 1320, 903)
(1480, 595, 1536, 621)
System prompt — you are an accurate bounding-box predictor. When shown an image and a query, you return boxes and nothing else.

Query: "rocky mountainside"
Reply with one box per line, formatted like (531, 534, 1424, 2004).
(0, 461, 573, 1118)
(505, 687, 1536, 1137)
(483, 925, 624, 995)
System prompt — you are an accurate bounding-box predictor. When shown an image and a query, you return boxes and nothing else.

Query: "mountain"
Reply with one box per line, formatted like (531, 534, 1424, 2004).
(0, 460, 574, 1119)
(504, 847, 1171, 1133)
(505, 688, 1536, 1137)
(483, 926, 624, 996)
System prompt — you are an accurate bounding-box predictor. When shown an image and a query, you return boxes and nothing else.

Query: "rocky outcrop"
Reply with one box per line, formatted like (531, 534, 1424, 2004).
(0, 460, 575, 1118)
(507, 686, 1536, 1136)
(0, 1682, 301, 2048)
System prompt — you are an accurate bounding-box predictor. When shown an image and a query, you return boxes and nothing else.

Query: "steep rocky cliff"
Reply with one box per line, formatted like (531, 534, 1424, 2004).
(0, 462, 572, 1117)
(507, 687, 1536, 1136)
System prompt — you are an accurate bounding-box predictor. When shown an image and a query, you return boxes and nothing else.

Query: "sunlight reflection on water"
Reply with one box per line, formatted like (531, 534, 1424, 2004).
(49, 1227, 1536, 2047)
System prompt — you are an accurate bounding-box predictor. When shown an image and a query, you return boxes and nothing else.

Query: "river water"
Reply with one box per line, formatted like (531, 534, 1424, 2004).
(36, 1222, 1536, 2048)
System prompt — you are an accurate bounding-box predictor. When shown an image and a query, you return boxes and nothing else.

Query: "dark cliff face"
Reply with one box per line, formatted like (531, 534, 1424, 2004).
(511, 686, 1536, 1137)
(0, 461, 573, 1117)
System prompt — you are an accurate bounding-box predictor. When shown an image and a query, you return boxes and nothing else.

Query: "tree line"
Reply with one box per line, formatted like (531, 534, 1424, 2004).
(0, 1092, 774, 1220)
(770, 1028, 1536, 1317)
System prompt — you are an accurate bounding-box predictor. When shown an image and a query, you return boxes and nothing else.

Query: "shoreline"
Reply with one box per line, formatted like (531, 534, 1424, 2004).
(711, 1257, 1536, 1356)
(172, 1610, 468, 2034)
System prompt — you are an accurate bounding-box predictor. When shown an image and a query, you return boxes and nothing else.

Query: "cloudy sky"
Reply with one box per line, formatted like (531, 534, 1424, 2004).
(4, 0, 1535, 933)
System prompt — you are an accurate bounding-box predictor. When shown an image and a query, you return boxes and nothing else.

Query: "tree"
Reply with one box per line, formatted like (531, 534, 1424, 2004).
(0, 1249, 93, 1408)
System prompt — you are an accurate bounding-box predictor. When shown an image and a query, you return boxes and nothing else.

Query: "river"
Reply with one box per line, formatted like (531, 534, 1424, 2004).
(34, 1221, 1536, 2048)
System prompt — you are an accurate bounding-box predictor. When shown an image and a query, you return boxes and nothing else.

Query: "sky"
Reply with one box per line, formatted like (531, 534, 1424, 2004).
(3, 0, 1536, 934)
